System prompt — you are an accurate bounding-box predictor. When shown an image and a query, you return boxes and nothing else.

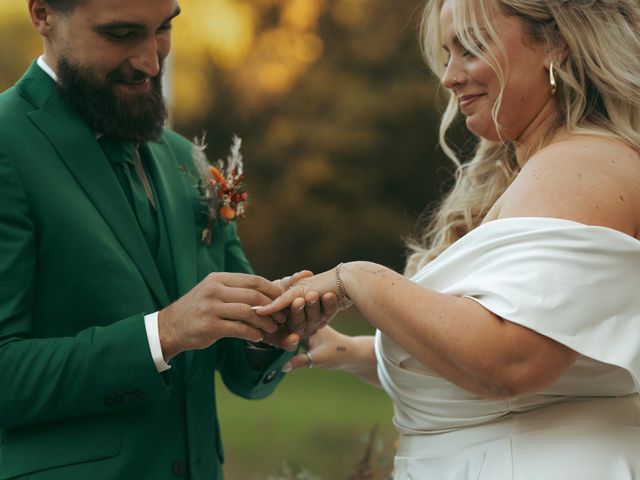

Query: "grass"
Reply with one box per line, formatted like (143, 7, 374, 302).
(215, 312, 397, 479)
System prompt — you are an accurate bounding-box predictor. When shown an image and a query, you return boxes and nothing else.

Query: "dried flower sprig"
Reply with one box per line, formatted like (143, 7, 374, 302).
(190, 134, 249, 245)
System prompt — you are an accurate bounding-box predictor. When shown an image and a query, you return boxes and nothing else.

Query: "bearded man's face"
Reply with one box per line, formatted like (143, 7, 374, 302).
(45, 0, 181, 141)
(58, 56, 167, 142)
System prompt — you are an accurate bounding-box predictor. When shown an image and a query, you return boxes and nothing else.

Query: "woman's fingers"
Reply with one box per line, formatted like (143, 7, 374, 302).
(283, 350, 318, 372)
(286, 297, 307, 335)
(274, 270, 313, 291)
(292, 270, 313, 282)
(281, 326, 344, 373)
(253, 286, 306, 315)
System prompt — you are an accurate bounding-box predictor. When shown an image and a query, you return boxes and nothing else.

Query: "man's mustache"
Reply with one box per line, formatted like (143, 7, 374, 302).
(107, 62, 165, 85)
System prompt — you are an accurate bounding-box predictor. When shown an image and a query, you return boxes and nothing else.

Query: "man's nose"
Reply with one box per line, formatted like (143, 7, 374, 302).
(130, 37, 161, 77)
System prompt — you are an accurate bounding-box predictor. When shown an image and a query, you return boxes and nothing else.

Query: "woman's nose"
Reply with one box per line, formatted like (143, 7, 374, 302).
(441, 61, 464, 91)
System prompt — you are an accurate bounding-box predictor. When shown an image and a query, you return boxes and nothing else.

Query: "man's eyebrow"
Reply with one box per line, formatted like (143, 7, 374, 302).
(94, 6, 181, 31)
(94, 21, 145, 31)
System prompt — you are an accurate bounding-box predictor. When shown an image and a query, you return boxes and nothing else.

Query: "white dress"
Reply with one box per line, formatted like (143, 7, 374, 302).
(375, 217, 640, 479)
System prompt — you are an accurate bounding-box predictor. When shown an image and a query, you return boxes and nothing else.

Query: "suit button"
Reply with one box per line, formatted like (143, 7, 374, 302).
(172, 460, 186, 477)
(263, 370, 279, 383)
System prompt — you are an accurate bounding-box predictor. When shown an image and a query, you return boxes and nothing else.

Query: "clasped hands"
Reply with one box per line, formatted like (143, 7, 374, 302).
(158, 268, 346, 363)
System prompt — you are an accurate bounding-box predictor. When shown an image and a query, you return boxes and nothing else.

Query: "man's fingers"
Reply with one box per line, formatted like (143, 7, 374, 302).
(220, 304, 279, 333)
(272, 276, 290, 291)
(215, 285, 282, 309)
(270, 311, 288, 325)
(209, 272, 283, 300)
(262, 330, 300, 351)
(218, 321, 265, 343)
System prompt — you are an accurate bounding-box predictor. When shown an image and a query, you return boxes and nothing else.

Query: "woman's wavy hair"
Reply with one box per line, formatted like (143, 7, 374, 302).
(405, 0, 640, 277)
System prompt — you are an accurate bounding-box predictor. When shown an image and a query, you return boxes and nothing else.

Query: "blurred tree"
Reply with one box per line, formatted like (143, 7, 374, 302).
(0, 3, 41, 92)
(173, 0, 454, 278)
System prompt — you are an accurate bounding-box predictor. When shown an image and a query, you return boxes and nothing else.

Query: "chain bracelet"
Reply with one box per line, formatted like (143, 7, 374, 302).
(335, 263, 354, 309)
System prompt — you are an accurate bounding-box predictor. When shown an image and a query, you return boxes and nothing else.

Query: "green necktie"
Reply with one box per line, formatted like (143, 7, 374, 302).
(101, 138, 160, 254)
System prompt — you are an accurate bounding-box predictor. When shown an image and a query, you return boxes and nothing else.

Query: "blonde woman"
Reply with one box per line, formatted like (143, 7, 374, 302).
(257, 0, 640, 477)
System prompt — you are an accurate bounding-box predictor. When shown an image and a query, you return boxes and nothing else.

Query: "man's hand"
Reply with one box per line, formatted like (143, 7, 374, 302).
(158, 272, 285, 362)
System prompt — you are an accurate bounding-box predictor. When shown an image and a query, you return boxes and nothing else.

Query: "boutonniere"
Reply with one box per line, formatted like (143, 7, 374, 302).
(187, 135, 249, 245)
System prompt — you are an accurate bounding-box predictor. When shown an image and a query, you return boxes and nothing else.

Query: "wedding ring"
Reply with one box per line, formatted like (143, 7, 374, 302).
(304, 351, 313, 369)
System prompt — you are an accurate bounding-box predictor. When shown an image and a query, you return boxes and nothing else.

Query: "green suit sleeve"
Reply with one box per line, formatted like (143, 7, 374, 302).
(162, 130, 294, 398)
(0, 152, 170, 428)
(215, 222, 294, 399)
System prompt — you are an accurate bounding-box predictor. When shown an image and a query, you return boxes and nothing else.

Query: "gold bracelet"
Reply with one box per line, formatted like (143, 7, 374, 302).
(335, 263, 353, 308)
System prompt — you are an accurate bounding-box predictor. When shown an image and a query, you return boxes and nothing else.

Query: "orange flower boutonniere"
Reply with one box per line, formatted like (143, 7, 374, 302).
(189, 135, 249, 245)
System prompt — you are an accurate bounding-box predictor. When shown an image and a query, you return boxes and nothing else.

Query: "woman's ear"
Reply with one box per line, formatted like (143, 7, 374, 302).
(555, 43, 569, 65)
(546, 32, 569, 68)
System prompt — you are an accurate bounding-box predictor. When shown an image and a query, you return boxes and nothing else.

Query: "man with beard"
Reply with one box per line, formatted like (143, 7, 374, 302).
(0, 0, 336, 478)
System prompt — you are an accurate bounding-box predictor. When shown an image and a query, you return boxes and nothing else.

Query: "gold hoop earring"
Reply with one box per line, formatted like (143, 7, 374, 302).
(549, 62, 557, 95)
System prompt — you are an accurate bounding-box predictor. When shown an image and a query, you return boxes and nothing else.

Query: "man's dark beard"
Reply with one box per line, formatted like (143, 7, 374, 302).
(57, 57, 168, 143)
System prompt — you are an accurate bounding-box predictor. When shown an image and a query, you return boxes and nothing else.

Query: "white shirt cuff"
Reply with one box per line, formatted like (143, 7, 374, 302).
(144, 312, 171, 373)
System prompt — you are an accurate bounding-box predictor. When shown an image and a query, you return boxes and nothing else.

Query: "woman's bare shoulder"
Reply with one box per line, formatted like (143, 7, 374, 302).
(535, 135, 638, 166)
(496, 135, 640, 235)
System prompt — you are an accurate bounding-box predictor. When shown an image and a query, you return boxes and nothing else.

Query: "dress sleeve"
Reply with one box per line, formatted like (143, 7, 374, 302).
(412, 217, 640, 388)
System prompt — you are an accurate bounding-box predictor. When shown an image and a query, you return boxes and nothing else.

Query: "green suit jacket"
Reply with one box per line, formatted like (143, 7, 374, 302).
(0, 62, 291, 479)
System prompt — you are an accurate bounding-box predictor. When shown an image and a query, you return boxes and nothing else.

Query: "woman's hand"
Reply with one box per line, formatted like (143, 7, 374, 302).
(282, 327, 380, 387)
(263, 269, 341, 340)
(255, 266, 350, 318)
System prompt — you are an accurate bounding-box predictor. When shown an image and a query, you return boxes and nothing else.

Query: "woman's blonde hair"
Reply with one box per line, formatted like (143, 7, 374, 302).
(404, 0, 640, 277)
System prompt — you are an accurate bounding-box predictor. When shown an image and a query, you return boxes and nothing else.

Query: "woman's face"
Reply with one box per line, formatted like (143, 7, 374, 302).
(439, 0, 552, 142)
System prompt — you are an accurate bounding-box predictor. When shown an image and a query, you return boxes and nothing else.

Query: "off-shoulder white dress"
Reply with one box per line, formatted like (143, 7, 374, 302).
(376, 218, 640, 479)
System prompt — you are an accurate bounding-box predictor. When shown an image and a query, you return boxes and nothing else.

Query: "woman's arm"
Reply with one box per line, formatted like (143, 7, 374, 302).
(275, 263, 578, 399)
(284, 327, 380, 387)
(259, 137, 640, 399)
(258, 262, 576, 398)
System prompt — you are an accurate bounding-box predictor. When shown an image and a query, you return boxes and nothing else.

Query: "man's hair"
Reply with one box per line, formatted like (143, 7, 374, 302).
(45, 0, 86, 14)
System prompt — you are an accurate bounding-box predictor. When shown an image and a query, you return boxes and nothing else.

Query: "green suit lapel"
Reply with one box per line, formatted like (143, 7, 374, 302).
(18, 63, 170, 307)
(145, 141, 198, 297)
(144, 141, 199, 374)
